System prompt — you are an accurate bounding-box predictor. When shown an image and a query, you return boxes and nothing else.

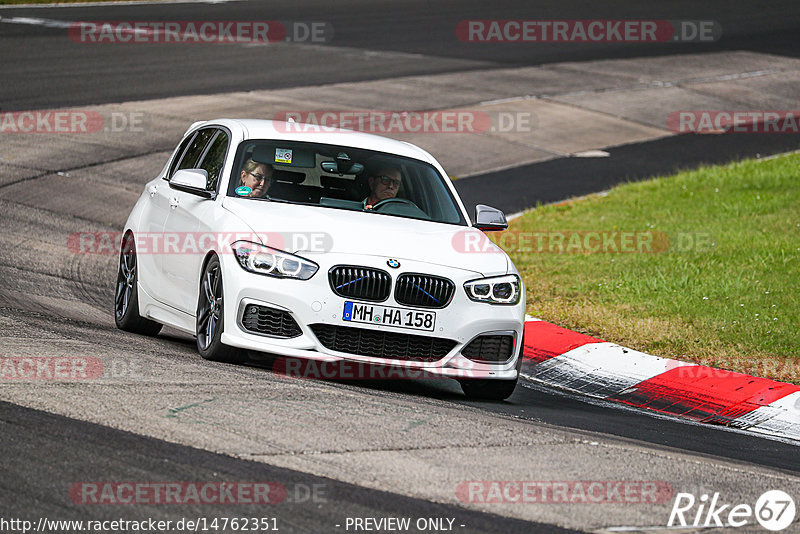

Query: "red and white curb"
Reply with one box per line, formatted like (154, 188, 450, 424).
(521, 318, 800, 442)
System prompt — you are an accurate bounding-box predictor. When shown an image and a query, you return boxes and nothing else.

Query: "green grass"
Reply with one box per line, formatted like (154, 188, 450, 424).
(501, 152, 800, 382)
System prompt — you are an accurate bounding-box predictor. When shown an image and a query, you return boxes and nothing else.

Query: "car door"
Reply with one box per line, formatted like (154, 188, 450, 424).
(136, 131, 201, 300)
(161, 128, 230, 314)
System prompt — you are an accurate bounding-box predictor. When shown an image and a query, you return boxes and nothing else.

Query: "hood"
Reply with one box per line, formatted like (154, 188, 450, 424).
(222, 197, 510, 276)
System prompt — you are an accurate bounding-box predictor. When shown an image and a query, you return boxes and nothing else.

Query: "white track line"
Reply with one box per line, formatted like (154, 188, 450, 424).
(744, 391, 800, 440)
(0, 15, 71, 27)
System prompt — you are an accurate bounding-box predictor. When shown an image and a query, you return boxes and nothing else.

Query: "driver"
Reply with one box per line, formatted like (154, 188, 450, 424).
(363, 165, 402, 209)
(238, 158, 274, 198)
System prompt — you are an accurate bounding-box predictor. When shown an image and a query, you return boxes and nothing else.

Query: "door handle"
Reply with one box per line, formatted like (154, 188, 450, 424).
(169, 197, 179, 208)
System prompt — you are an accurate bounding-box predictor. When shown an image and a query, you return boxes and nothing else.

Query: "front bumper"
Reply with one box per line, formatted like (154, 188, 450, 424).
(219, 251, 525, 379)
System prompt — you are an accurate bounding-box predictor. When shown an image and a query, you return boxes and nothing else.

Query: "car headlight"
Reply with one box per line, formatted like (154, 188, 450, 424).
(231, 241, 318, 280)
(464, 274, 521, 305)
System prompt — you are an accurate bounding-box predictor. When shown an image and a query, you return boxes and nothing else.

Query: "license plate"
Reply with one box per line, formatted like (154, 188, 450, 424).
(342, 302, 435, 332)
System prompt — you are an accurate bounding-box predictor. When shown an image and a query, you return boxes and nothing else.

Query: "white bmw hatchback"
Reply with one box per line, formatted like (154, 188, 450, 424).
(115, 119, 525, 399)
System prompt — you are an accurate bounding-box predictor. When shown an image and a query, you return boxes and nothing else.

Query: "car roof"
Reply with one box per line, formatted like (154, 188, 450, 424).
(194, 118, 439, 166)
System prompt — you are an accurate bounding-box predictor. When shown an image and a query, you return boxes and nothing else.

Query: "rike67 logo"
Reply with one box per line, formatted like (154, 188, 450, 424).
(668, 490, 796, 531)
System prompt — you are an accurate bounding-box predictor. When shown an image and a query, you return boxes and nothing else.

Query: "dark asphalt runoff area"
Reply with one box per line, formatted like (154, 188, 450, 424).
(455, 132, 800, 215)
(0, 0, 799, 110)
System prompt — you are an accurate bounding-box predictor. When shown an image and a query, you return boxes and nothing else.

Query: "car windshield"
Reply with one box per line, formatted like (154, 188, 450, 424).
(227, 140, 467, 226)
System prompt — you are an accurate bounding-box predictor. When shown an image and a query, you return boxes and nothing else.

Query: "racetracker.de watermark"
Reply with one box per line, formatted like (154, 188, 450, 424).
(0, 111, 145, 134)
(0, 357, 103, 380)
(457, 20, 721, 43)
(69, 482, 294, 505)
(68, 21, 332, 44)
(69, 231, 333, 255)
(663, 360, 800, 383)
(667, 357, 800, 384)
(273, 110, 536, 134)
(272, 358, 494, 380)
(667, 111, 800, 134)
(452, 230, 714, 254)
(456, 481, 674, 504)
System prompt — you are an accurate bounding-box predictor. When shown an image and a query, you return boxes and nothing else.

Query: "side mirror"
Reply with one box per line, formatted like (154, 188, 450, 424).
(169, 169, 215, 199)
(473, 204, 508, 232)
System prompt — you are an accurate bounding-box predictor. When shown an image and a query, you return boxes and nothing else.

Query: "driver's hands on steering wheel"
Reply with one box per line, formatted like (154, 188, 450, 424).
(370, 197, 418, 210)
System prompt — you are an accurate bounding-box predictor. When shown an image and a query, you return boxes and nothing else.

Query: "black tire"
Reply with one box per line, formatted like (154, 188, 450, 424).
(459, 333, 524, 401)
(114, 233, 163, 336)
(196, 255, 246, 363)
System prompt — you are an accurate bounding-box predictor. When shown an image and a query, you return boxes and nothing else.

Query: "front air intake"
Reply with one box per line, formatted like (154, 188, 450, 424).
(461, 335, 515, 363)
(241, 304, 302, 338)
(310, 323, 457, 362)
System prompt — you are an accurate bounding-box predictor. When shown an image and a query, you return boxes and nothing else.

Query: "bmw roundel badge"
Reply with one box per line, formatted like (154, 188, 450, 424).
(387, 259, 400, 269)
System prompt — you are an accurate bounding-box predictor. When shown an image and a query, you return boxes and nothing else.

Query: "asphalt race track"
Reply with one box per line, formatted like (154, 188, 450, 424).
(1, 1, 800, 532)
(1, 0, 799, 111)
(0, 400, 574, 534)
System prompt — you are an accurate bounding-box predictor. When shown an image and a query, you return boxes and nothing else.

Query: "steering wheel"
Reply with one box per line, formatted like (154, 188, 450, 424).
(371, 198, 419, 211)
(370, 197, 430, 220)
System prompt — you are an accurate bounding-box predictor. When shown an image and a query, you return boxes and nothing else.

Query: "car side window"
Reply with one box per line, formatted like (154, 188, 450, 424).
(165, 133, 197, 181)
(173, 128, 216, 176)
(198, 131, 229, 191)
